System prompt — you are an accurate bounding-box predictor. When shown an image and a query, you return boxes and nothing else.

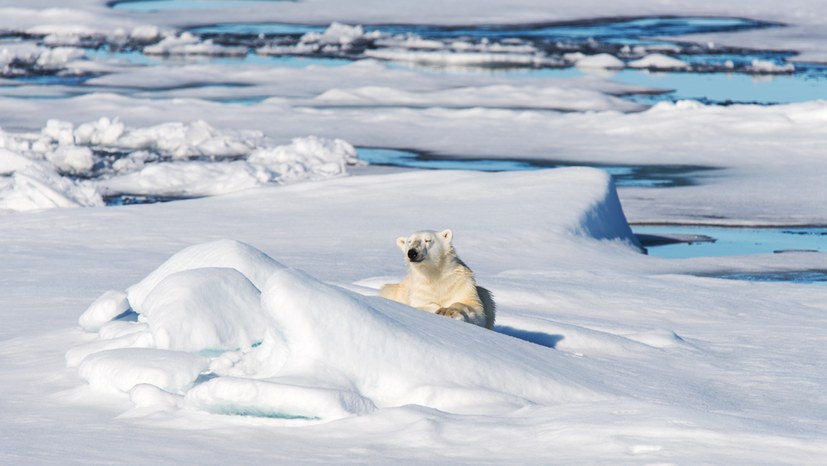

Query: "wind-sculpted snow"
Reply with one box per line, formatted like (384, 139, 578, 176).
(71, 239, 607, 421)
(0, 119, 359, 212)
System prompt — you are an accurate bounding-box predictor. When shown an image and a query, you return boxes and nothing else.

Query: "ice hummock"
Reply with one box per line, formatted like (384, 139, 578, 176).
(73, 235, 620, 420)
(0, 119, 359, 212)
(72, 239, 608, 421)
(70, 168, 639, 421)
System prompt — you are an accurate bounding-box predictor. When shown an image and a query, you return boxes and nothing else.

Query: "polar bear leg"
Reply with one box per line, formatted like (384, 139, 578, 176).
(379, 283, 401, 301)
(436, 303, 486, 326)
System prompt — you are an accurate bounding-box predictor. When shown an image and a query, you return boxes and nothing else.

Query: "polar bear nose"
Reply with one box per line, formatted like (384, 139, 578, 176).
(407, 248, 418, 260)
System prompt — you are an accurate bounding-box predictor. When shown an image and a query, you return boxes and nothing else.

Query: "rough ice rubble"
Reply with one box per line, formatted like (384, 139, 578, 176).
(0, 149, 103, 211)
(0, 118, 359, 212)
(0, 42, 86, 78)
(628, 53, 691, 70)
(143, 32, 247, 57)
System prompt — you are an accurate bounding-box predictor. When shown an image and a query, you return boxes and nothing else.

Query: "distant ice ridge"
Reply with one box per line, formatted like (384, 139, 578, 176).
(2, 20, 799, 77)
(0, 118, 359, 212)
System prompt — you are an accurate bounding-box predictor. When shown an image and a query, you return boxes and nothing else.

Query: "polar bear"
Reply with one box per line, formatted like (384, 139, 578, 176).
(380, 229, 495, 329)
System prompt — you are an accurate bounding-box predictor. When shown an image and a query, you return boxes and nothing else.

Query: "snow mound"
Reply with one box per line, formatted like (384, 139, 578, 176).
(0, 149, 103, 212)
(314, 84, 644, 112)
(628, 53, 690, 70)
(79, 348, 209, 394)
(141, 268, 269, 352)
(143, 32, 247, 56)
(566, 52, 625, 69)
(748, 59, 795, 73)
(364, 48, 555, 68)
(0, 42, 84, 73)
(71, 238, 611, 421)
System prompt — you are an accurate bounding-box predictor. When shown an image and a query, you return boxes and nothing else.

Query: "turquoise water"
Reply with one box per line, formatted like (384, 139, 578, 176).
(111, 0, 292, 12)
(635, 226, 827, 284)
(186, 17, 826, 105)
(4, 13, 824, 105)
(635, 226, 827, 258)
(190, 16, 773, 41)
(358, 148, 712, 188)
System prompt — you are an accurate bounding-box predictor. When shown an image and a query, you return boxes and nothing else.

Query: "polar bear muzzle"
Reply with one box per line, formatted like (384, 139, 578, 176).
(407, 248, 424, 262)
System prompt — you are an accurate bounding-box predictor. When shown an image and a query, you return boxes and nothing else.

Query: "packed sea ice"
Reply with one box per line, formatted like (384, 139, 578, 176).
(1, 0, 827, 464)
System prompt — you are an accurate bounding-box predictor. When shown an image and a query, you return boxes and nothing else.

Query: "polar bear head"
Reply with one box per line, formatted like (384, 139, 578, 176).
(396, 229, 454, 265)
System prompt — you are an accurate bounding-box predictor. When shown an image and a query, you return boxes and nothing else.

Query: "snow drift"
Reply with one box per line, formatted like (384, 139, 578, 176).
(71, 239, 607, 421)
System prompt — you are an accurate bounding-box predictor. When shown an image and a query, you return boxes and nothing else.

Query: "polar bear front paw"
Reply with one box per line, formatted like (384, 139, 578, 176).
(436, 307, 464, 320)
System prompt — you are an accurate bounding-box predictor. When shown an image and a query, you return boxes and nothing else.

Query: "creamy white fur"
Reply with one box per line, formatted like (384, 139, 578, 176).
(380, 229, 495, 329)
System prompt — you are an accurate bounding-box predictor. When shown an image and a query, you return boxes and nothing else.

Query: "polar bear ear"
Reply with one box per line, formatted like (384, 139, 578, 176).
(396, 237, 408, 251)
(439, 229, 453, 243)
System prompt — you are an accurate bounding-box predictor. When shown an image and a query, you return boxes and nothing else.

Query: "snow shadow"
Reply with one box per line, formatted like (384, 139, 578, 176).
(495, 325, 564, 349)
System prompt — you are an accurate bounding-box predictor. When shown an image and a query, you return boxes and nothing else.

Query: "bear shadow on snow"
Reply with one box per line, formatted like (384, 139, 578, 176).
(494, 326, 565, 349)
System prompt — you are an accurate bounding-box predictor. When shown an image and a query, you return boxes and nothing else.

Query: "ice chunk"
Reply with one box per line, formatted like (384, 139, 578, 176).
(140, 267, 269, 353)
(97, 160, 267, 198)
(628, 53, 690, 70)
(568, 53, 625, 69)
(143, 32, 246, 56)
(126, 239, 286, 314)
(0, 168, 102, 212)
(46, 145, 94, 174)
(185, 377, 375, 421)
(248, 136, 358, 182)
(748, 59, 795, 73)
(78, 348, 208, 394)
(78, 290, 130, 332)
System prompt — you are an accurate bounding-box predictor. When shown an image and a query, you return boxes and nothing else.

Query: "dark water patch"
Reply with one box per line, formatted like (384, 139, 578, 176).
(12, 73, 102, 86)
(183, 17, 827, 105)
(2, 16, 822, 107)
(636, 232, 715, 248)
(104, 194, 195, 206)
(191, 16, 776, 43)
(634, 226, 827, 259)
(113, 309, 139, 322)
(189, 17, 787, 72)
(358, 147, 716, 188)
(110, 0, 295, 12)
(700, 270, 827, 285)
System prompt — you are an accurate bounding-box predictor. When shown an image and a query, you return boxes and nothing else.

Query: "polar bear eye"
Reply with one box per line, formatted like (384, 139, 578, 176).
(424, 239, 432, 243)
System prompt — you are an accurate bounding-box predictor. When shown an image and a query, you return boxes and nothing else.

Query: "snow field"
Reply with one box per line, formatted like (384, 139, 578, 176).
(1, 0, 827, 463)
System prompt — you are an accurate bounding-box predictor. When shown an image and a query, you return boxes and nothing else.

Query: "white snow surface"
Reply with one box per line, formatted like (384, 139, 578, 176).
(627, 53, 691, 70)
(2, 167, 827, 464)
(1, 0, 827, 464)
